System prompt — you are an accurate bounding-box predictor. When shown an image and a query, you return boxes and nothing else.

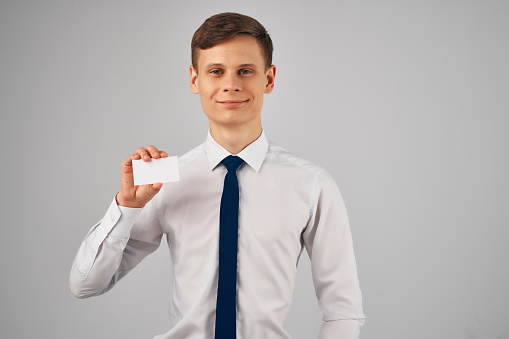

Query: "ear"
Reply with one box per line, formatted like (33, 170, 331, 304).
(264, 65, 276, 94)
(190, 65, 199, 94)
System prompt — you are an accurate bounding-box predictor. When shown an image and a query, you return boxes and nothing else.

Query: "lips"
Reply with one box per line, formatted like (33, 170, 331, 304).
(217, 99, 249, 107)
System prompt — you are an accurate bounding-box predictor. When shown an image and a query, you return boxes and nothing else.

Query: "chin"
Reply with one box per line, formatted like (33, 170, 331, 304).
(207, 112, 256, 125)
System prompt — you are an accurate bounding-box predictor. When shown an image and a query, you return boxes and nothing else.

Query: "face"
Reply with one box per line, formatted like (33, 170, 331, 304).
(190, 35, 276, 130)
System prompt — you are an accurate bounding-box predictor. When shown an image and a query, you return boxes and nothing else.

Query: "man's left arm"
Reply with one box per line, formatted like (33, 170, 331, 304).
(302, 170, 366, 339)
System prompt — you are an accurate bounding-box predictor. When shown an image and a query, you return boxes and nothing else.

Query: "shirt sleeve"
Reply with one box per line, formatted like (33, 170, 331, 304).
(69, 195, 164, 298)
(302, 170, 366, 339)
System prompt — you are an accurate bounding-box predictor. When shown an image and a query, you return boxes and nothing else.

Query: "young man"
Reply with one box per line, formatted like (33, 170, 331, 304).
(70, 12, 365, 339)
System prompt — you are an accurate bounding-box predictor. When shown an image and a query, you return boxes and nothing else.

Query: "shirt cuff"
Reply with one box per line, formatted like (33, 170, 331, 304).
(97, 197, 143, 239)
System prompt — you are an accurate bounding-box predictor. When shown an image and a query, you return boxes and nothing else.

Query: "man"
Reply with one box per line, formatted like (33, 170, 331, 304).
(70, 12, 365, 338)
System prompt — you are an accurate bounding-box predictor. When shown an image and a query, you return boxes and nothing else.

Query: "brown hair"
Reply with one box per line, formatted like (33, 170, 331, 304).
(191, 12, 273, 72)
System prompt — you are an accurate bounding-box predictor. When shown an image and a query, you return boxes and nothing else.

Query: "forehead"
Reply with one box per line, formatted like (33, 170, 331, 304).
(196, 35, 265, 68)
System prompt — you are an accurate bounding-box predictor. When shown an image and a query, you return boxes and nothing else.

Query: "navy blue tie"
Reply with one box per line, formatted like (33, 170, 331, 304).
(214, 155, 244, 339)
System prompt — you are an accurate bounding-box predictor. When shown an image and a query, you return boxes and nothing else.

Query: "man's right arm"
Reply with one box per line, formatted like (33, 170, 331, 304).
(69, 146, 167, 298)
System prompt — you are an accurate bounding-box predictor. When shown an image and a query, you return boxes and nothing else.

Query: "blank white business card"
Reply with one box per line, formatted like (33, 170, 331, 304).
(132, 156, 180, 186)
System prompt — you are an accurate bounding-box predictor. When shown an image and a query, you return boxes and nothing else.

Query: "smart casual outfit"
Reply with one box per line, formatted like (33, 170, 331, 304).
(70, 131, 365, 339)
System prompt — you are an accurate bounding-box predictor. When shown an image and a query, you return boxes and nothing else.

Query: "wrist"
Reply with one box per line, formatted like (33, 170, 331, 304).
(115, 192, 145, 208)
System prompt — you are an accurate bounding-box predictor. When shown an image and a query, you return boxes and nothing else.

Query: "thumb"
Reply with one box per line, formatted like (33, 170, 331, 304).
(140, 183, 163, 203)
(152, 182, 163, 190)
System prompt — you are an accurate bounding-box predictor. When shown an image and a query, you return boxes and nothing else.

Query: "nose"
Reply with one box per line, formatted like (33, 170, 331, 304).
(222, 73, 241, 92)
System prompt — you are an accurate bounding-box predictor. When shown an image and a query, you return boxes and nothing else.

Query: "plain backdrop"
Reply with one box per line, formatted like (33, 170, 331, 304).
(1, 1, 508, 338)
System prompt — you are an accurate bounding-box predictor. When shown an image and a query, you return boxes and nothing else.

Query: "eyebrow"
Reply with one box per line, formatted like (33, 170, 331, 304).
(205, 63, 260, 69)
(239, 63, 259, 69)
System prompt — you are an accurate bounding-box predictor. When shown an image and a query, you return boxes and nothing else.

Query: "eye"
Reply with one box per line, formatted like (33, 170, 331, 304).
(239, 69, 253, 75)
(209, 69, 223, 75)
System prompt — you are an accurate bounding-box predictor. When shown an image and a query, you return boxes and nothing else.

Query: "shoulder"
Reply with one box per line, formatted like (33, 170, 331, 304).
(265, 141, 340, 192)
(178, 142, 206, 169)
(266, 141, 326, 177)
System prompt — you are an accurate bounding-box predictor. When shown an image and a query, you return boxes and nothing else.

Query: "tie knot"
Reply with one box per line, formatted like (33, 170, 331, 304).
(222, 155, 244, 171)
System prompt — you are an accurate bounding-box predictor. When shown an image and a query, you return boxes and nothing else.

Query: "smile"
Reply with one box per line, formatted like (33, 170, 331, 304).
(217, 100, 249, 107)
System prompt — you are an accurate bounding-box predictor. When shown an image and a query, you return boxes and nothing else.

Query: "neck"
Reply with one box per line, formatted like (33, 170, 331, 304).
(209, 121, 262, 154)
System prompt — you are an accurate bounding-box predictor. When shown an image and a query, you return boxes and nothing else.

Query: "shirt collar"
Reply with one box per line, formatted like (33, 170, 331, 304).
(205, 130, 268, 172)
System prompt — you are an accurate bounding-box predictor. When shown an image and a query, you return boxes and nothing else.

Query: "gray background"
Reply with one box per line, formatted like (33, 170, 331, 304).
(1, 1, 508, 338)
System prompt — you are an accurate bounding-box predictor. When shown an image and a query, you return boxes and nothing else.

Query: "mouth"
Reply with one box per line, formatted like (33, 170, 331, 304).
(217, 99, 249, 107)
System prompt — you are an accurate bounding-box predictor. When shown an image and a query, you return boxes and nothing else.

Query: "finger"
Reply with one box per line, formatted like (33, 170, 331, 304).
(136, 147, 151, 161)
(152, 182, 163, 190)
(137, 183, 163, 204)
(120, 155, 137, 185)
(146, 145, 160, 159)
(121, 154, 136, 171)
(122, 153, 140, 166)
(160, 151, 168, 158)
(118, 155, 139, 206)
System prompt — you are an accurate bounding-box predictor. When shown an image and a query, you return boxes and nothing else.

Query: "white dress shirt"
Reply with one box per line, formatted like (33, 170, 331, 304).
(70, 131, 365, 338)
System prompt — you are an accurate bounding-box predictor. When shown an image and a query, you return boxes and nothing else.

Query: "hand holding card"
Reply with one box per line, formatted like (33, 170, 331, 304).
(117, 145, 176, 208)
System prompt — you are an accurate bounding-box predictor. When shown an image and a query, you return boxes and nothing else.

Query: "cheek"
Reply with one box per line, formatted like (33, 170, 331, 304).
(199, 82, 217, 98)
